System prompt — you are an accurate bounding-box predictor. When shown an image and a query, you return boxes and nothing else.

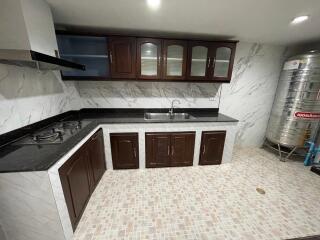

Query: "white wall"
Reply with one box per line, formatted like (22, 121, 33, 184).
(0, 42, 285, 146)
(77, 81, 221, 108)
(0, 64, 81, 134)
(220, 42, 285, 146)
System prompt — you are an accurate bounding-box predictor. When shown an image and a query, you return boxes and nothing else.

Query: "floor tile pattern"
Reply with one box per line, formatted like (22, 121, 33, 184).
(73, 148, 320, 240)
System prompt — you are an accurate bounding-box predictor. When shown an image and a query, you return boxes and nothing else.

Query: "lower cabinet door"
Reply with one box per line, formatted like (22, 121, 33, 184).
(87, 129, 106, 186)
(110, 133, 139, 169)
(146, 133, 171, 168)
(146, 132, 195, 168)
(170, 132, 195, 167)
(199, 131, 226, 165)
(59, 147, 91, 230)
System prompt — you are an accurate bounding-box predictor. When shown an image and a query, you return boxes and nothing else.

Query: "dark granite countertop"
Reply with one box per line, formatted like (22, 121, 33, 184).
(0, 108, 238, 173)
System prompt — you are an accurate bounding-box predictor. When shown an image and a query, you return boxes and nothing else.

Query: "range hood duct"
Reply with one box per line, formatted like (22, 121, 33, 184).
(0, 0, 85, 71)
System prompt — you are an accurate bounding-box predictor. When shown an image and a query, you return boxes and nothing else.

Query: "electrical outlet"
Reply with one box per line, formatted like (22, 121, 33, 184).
(209, 97, 215, 101)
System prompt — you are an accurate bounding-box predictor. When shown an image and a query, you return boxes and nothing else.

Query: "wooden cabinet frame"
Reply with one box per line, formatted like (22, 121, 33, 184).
(59, 128, 106, 231)
(110, 133, 139, 169)
(136, 38, 162, 80)
(162, 40, 188, 80)
(56, 30, 237, 83)
(109, 37, 137, 79)
(145, 132, 195, 168)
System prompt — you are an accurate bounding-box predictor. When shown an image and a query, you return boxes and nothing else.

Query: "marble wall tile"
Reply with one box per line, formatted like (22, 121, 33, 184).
(0, 64, 81, 135)
(77, 81, 221, 109)
(219, 42, 285, 146)
(0, 171, 66, 240)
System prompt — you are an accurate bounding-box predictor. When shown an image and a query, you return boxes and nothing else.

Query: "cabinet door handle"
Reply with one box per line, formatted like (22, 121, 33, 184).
(133, 148, 137, 158)
(171, 145, 174, 156)
(207, 57, 211, 69)
(109, 52, 113, 64)
(202, 145, 206, 155)
(167, 145, 170, 156)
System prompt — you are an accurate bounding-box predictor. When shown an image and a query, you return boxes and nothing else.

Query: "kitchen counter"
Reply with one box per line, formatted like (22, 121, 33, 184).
(0, 108, 238, 173)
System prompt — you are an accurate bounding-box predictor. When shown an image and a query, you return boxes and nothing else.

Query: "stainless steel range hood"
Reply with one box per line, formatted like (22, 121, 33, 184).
(0, 0, 85, 71)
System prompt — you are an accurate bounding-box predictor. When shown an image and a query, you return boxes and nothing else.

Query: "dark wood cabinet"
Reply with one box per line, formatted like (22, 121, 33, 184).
(146, 132, 195, 168)
(162, 40, 188, 80)
(211, 42, 236, 81)
(109, 37, 136, 79)
(186, 41, 236, 82)
(110, 133, 139, 169)
(186, 41, 211, 81)
(199, 131, 226, 165)
(56, 30, 237, 83)
(87, 129, 106, 186)
(145, 133, 171, 168)
(56, 33, 110, 80)
(137, 38, 162, 79)
(59, 128, 106, 230)
(170, 132, 195, 167)
(59, 147, 91, 230)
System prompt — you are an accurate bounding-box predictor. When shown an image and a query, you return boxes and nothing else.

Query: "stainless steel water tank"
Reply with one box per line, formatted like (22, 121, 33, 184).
(266, 52, 320, 148)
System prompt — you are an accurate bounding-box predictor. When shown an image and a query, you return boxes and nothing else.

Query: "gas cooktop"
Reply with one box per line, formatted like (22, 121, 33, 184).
(14, 120, 91, 145)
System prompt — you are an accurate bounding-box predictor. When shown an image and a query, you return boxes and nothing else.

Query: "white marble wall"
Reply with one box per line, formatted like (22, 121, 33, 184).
(220, 42, 285, 146)
(77, 81, 221, 108)
(0, 64, 81, 134)
(0, 171, 66, 240)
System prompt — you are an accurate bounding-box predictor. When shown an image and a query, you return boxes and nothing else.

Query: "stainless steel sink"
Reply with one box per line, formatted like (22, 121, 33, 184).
(144, 112, 195, 121)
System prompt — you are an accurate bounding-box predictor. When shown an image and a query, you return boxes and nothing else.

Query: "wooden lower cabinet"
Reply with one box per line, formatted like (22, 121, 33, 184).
(199, 131, 226, 165)
(87, 129, 106, 186)
(146, 132, 195, 168)
(145, 133, 171, 168)
(59, 128, 106, 231)
(110, 133, 139, 169)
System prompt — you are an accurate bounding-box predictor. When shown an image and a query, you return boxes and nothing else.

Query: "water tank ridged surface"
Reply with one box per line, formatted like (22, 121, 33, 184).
(266, 53, 320, 148)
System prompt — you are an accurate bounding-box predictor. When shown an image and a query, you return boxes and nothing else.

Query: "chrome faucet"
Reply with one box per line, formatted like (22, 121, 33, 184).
(169, 99, 181, 118)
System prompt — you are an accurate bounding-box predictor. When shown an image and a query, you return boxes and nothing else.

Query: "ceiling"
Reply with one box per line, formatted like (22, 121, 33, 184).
(47, 0, 320, 45)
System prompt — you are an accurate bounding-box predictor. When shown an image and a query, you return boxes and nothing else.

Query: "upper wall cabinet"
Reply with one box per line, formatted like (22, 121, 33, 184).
(109, 37, 137, 79)
(187, 41, 211, 81)
(163, 40, 188, 80)
(57, 34, 109, 80)
(137, 38, 162, 79)
(211, 42, 236, 81)
(187, 41, 236, 82)
(56, 31, 237, 83)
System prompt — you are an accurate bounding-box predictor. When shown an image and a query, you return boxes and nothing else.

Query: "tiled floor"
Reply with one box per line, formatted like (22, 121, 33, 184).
(73, 148, 320, 240)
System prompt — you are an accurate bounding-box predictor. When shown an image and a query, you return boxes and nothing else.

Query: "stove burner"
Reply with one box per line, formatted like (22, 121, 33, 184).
(14, 120, 91, 145)
(33, 131, 60, 143)
(62, 121, 81, 129)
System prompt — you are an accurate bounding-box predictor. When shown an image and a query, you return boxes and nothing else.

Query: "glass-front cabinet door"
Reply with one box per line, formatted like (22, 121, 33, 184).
(163, 40, 187, 80)
(137, 38, 162, 79)
(187, 42, 211, 80)
(212, 42, 236, 81)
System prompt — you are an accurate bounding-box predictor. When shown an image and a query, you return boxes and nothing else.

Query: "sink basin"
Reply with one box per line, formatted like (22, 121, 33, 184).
(144, 112, 195, 121)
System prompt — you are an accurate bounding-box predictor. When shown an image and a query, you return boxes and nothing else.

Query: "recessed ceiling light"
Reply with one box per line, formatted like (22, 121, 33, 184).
(291, 15, 309, 24)
(146, 0, 161, 10)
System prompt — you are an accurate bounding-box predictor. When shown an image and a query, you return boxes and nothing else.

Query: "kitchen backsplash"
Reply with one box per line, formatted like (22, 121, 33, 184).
(0, 42, 285, 146)
(0, 64, 80, 134)
(77, 81, 221, 108)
